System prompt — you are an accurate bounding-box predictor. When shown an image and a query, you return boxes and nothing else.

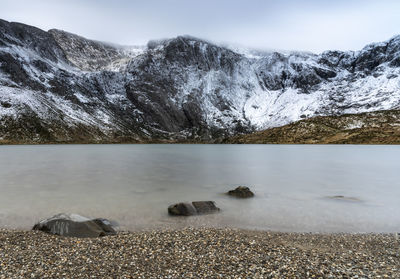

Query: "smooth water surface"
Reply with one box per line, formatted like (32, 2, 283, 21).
(0, 144, 399, 232)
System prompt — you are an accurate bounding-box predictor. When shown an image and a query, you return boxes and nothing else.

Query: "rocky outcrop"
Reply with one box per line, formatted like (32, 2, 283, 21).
(168, 201, 220, 216)
(32, 213, 116, 238)
(227, 186, 254, 198)
(1, 19, 400, 143)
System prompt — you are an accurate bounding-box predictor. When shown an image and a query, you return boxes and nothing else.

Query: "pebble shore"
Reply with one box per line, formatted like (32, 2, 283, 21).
(0, 228, 399, 278)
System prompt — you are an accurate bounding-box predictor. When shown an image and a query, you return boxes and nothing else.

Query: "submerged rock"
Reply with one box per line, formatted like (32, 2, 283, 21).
(227, 186, 254, 198)
(168, 201, 220, 216)
(32, 213, 116, 238)
(326, 195, 361, 202)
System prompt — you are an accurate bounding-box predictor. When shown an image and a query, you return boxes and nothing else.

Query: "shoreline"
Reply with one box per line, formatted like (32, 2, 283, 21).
(1, 227, 399, 278)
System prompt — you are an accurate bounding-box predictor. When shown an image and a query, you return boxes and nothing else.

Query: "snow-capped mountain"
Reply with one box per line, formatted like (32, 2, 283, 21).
(0, 19, 399, 143)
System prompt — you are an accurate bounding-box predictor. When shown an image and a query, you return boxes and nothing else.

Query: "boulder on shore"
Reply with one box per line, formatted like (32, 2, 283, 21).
(227, 186, 254, 198)
(168, 201, 220, 216)
(32, 213, 117, 238)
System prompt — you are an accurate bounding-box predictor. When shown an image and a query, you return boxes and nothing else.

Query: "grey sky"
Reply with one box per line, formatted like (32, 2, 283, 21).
(1, 0, 400, 53)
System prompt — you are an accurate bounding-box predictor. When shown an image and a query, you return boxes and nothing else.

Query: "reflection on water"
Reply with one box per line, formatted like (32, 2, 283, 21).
(0, 144, 399, 232)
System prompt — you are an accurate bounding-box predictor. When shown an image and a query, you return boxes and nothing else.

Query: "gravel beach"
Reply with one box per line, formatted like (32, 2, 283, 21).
(0, 228, 399, 278)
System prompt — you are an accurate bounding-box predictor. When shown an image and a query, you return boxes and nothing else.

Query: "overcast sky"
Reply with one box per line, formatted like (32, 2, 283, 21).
(1, 0, 400, 53)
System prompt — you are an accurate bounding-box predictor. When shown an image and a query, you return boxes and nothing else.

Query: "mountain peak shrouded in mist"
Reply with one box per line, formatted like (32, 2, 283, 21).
(2, 0, 400, 53)
(0, 19, 400, 143)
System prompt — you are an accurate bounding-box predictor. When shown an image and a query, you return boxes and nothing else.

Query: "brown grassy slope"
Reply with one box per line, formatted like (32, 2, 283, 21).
(2, 110, 400, 145)
(226, 110, 400, 144)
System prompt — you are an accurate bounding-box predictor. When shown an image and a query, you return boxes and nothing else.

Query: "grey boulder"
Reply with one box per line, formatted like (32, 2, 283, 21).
(32, 213, 116, 238)
(168, 201, 220, 216)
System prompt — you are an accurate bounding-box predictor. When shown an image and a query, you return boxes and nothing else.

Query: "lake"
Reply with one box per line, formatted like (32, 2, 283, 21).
(0, 144, 399, 232)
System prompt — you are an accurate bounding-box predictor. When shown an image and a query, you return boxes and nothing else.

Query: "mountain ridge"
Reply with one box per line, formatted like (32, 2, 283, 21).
(0, 19, 399, 143)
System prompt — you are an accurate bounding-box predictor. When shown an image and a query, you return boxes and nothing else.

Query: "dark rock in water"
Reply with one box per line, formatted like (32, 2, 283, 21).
(32, 213, 116, 238)
(227, 186, 254, 198)
(168, 201, 220, 216)
(168, 203, 197, 216)
(326, 195, 361, 202)
(192, 201, 220, 214)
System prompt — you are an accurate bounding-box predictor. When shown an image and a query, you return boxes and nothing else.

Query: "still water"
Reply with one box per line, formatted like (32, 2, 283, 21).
(0, 144, 399, 232)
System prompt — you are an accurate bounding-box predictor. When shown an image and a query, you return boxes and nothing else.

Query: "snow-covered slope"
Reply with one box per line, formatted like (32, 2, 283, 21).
(48, 29, 144, 71)
(0, 19, 400, 143)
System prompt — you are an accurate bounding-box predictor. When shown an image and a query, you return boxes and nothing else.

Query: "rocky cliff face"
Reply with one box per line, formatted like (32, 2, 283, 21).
(0, 19, 399, 143)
